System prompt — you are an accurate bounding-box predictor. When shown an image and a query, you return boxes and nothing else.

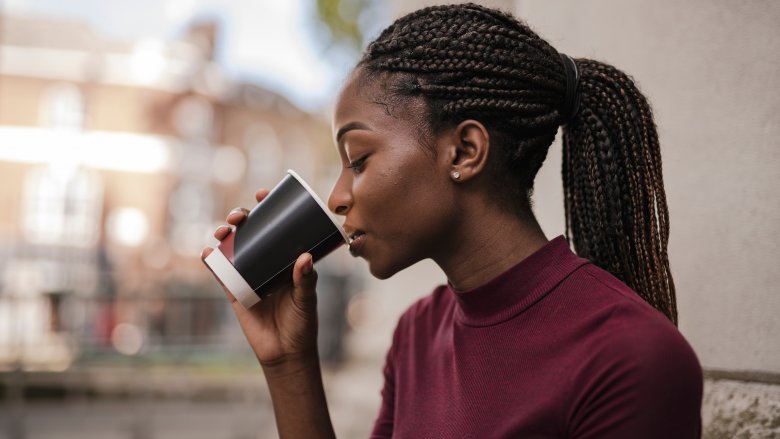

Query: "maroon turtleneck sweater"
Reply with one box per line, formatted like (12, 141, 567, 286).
(370, 236, 702, 438)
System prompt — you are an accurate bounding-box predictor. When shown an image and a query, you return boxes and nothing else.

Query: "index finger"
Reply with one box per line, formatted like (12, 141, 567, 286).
(255, 188, 270, 203)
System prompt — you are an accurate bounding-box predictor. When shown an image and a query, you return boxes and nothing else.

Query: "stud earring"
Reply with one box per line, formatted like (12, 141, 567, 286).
(451, 171, 461, 180)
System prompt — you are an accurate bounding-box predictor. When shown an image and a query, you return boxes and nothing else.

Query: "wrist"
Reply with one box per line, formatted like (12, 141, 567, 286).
(260, 350, 320, 379)
(260, 350, 334, 439)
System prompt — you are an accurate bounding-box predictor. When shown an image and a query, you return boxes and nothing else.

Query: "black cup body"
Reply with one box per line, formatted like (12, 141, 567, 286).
(205, 170, 347, 308)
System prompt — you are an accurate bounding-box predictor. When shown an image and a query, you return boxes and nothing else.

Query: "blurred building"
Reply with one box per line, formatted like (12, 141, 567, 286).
(0, 14, 347, 370)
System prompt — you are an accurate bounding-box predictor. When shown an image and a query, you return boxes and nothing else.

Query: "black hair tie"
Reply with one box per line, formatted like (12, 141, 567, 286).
(559, 53, 581, 125)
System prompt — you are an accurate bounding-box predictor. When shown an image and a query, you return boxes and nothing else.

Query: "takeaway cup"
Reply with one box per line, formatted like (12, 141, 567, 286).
(204, 169, 348, 308)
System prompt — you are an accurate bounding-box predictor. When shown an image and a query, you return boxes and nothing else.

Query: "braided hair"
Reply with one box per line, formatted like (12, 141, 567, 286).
(356, 3, 678, 324)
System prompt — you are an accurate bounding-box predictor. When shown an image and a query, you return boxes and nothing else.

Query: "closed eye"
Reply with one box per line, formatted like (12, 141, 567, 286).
(347, 155, 368, 173)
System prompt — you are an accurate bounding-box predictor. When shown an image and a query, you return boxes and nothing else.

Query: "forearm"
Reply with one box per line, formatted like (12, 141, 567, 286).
(262, 354, 336, 439)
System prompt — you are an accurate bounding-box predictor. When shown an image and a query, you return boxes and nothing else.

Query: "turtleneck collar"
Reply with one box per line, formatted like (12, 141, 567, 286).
(447, 235, 588, 327)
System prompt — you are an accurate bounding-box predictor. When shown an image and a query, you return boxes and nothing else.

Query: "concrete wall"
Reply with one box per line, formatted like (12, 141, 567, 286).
(513, 4, 780, 435)
(517, 0, 780, 375)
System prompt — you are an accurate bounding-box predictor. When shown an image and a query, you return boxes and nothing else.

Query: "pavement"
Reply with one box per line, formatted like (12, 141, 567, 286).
(1, 399, 277, 439)
(3, 366, 780, 438)
(0, 357, 384, 439)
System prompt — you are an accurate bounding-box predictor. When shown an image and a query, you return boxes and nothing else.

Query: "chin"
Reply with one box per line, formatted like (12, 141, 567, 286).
(367, 263, 397, 280)
(367, 255, 418, 280)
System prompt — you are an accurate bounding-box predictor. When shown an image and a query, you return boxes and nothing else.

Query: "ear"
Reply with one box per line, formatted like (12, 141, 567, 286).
(445, 119, 490, 182)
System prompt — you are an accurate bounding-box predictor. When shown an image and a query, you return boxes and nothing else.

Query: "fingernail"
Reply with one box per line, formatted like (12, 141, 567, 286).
(302, 256, 313, 275)
(217, 225, 229, 233)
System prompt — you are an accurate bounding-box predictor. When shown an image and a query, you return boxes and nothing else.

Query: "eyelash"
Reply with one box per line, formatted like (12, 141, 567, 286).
(347, 156, 368, 173)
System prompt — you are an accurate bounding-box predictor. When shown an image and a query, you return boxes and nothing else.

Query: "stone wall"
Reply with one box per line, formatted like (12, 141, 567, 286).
(702, 376, 780, 438)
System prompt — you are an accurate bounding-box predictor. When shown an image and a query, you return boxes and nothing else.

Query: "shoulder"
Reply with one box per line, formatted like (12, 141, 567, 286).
(567, 263, 699, 368)
(563, 264, 703, 433)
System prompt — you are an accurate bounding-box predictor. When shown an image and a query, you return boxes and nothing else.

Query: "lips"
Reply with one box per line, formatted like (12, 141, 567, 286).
(347, 229, 367, 257)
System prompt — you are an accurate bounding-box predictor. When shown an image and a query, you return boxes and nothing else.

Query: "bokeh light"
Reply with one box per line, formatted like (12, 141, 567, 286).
(106, 208, 151, 247)
(110, 323, 145, 355)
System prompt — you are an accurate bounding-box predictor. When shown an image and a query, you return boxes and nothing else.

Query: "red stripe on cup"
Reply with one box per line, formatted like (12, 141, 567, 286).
(218, 230, 236, 264)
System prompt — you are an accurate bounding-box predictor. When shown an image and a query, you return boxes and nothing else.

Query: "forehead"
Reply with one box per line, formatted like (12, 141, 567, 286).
(333, 71, 371, 127)
(332, 70, 427, 139)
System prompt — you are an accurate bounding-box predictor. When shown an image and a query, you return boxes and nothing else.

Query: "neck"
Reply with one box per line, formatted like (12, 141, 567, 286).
(433, 206, 549, 291)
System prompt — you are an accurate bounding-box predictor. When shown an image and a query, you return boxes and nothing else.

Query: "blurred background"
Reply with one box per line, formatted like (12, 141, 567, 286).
(0, 0, 777, 438)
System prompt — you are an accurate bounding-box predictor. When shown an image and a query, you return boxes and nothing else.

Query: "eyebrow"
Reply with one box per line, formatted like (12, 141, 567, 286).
(336, 121, 371, 142)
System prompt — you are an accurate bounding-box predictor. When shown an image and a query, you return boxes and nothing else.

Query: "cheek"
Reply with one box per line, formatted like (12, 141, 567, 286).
(353, 143, 453, 241)
(374, 165, 452, 244)
(357, 167, 409, 225)
(353, 150, 402, 199)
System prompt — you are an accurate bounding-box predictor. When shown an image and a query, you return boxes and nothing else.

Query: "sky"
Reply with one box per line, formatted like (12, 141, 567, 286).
(3, 0, 365, 111)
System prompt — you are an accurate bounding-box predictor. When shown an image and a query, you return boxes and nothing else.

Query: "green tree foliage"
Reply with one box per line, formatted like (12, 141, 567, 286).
(315, 0, 376, 49)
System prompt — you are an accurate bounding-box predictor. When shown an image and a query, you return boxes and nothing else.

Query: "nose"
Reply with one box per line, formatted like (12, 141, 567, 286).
(327, 172, 353, 216)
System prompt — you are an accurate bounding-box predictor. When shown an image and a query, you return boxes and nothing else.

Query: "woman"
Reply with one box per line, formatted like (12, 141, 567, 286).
(202, 3, 703, 438)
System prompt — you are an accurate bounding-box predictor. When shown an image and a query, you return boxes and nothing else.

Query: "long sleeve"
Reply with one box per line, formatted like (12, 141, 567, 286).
(370, 325, 399, 439)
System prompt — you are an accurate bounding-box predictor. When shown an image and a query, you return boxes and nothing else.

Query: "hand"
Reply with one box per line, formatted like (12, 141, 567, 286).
(201, 188, 320, 368)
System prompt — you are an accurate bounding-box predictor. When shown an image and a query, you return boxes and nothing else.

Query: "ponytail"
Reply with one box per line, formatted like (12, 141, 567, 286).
(563, 59, 677, 324)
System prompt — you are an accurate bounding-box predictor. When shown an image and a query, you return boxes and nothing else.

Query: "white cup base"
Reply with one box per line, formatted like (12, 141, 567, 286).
(204, 248, 261, 309)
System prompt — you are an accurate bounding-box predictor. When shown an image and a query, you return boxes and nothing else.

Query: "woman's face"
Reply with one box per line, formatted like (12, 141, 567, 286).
(328, 71, 459, 279)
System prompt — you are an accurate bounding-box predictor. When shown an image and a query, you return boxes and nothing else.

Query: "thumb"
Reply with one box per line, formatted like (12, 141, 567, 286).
(291, 253, 318, 309)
